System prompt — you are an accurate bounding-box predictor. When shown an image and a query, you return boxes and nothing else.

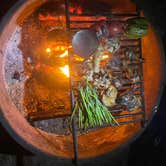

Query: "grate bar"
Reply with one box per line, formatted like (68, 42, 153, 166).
(65, 0, 79, 165)
(77, 118, 144, 131)
(109, 109, 124, 113)
(111, 13, 139, 17)
(70, 20, 126, 24)
(114, 112, 144, 119)
(70, 13, 138, 17)
(138, 38, 146, 126)
(120, 39, 140, 42)
(27, 110, 71, 122)
(118, 118, 143, 125)
(121, 45, 139, 48)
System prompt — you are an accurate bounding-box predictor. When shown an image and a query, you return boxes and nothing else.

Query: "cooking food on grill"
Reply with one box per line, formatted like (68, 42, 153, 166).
(93, 69, 112, 89)
(127, 66, 141, 83)
(125, 17, 149, 39)
(72, 30, 99, 58)
(106, 54, 122, 71)
(91, 20, 110, 40)
(71, 17, 148, 129)
(72, 81, 119, 129)
(102, 85, 118, 107)
(108, 22, 124, 37)
(6, 0, 149, 134)
(103, 38, 120, 53)
(91, 21, 124, 39)
(93, 45, 104, 73)
(120, 93, 142, 111)
(125, 47, 137, 61)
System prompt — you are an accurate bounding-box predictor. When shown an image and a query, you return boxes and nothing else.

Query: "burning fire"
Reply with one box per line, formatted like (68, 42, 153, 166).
(59, 50, 68, 58)
(60, 65, 70, 78)
(102, 55, 109, 60)
(46, 48, 51, 53)
(45, 45, 83, 78)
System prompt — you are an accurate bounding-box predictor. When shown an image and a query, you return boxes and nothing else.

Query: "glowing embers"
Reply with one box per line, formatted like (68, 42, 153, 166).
(60, 65, 70, 78)
(101, 54, 109, 60)
(45, 44, 84, 78)
(59, 50, 68, 58)
(38, 14, 66, 22)
(46, 47, 51, 53)
(45, 45, 70, 78)
(45, 45, 68, 53)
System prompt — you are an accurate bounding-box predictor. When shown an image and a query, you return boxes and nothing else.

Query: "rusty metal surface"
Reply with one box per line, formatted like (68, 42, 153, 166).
(0, 0, 163, 160)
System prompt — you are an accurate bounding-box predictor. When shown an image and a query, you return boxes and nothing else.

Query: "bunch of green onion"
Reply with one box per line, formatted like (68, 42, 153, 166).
(71, 81, 119, 129)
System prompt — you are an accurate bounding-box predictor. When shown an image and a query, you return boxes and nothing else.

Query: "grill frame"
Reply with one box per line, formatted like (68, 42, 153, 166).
(0, 0, 165, 164)
(64, 1, 146, 165)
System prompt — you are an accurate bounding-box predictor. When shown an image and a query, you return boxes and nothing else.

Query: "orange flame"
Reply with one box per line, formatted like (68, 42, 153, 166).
(102, 55, 109, 60)
(59, 50, 68, 58)
(46, 48, 51, 53)
(38, 14, 66, 22)
(60, 65, 70, 78)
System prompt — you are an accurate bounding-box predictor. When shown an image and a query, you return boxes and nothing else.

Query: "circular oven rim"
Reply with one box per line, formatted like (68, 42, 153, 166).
(0, 0, 165, 160)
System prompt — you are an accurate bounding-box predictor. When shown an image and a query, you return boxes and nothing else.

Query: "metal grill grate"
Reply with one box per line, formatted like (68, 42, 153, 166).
(65, 1, 146, 165)
(26, 1, 146, 165)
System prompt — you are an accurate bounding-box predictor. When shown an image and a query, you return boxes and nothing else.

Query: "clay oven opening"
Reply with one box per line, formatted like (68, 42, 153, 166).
(0, 0, 164, 164)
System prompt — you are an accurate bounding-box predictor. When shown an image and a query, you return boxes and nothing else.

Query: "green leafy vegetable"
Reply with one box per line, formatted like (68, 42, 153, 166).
(71, 80, 119, 129)
(125, 17, 149, 39)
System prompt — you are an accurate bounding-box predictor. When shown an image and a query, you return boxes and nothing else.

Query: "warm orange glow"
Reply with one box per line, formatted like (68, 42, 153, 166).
(73, 55, 84, 62)
(102, 55, 109, 60)
(69, 6, 82, 14)
(53, 46, 68, 51)
(77, 6, 83, 15)
(46, 48, 51, 53)
(59, 50, 68, 58)
(61, 46, 65, 51)
(70, 16, 106, 21)
(39, 13, 106, 22)
(38, 14, 66, 22)
(69, 7, 75, 13)
(60, 65, 70, 78)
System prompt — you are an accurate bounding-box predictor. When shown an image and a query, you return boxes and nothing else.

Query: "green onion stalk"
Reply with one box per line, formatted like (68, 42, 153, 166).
(71, 80, 119, 129)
